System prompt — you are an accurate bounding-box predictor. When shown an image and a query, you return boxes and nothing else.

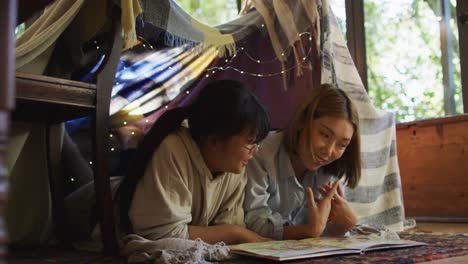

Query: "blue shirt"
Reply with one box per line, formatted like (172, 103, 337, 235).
(244, 132, 333, 239)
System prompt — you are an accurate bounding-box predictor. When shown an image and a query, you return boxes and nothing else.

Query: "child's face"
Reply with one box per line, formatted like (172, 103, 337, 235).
(299, 116, 354, 171)
(212, 129, 257, 174)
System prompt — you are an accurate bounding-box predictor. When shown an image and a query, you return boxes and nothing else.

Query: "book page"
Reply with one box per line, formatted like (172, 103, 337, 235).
(320, 236, 427, 252)
(230, 239, 358, 261)
(230, 236, 427, 261)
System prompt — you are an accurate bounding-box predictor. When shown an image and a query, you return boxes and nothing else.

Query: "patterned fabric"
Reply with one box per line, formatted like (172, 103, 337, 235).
(109, 44, 218, 127)
(137, 0, 262, 57)
(320, 9, 405, 231)
(122, 235, 232, 264)
(137, 0, 317, 55)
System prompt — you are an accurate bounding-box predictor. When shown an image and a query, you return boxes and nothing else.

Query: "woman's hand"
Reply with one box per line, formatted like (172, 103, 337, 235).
(305, 180, 340, 237)
(318, 182, 358, 236)
(282, 180, 340, 240)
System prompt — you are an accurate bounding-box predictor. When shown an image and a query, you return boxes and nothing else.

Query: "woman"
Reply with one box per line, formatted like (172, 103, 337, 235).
(244, 83, 361, 240)
(116, 79, 271, 244)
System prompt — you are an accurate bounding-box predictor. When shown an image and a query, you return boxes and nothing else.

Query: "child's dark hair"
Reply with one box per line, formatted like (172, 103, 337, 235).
(117, 79, 270, 232)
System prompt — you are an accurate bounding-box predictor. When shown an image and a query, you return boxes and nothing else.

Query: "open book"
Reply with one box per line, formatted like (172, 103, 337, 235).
(230, 235, 427, 261)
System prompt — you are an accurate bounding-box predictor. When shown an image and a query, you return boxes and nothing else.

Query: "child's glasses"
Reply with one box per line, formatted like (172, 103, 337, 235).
(243, 144, 260, 154)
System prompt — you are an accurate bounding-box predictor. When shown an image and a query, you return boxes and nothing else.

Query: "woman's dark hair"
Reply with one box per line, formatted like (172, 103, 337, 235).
(117, 79, 270, 232)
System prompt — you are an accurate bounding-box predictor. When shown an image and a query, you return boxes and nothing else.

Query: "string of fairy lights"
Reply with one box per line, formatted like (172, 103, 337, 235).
(204, 31, 313, 78)
(80, 27, 314, 175)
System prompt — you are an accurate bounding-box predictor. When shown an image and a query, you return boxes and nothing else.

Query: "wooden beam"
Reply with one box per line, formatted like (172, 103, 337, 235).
(457, 0, 468, 113)
(14, 72, 96, 123)
(0, 0, 16, 110)
(0, 0, 16, 261)
(345, 0, 368, 90)
(439, 0, 456, 116)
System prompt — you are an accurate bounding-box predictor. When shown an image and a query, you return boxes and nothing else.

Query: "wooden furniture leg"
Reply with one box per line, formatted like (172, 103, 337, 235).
(0, 0, 17, 260)
(93, 11, 122, 255)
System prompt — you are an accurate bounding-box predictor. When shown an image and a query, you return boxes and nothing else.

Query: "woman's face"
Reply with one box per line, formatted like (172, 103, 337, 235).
(298, 116, 354, 171)
(211, 130, 258, 174)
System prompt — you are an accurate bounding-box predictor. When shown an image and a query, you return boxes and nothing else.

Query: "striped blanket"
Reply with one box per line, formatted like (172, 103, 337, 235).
(320, 9, 405, 231)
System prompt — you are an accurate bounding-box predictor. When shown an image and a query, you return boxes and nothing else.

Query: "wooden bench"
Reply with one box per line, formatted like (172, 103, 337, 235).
(14, 72, 97, 122)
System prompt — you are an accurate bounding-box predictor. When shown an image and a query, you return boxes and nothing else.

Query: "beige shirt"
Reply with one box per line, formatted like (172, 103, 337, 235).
(129, 127, 247, 240)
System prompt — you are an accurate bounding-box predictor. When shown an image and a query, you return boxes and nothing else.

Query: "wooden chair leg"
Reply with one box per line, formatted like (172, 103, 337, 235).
(92, 10, 122, 255)
(46, 123, 70, 244)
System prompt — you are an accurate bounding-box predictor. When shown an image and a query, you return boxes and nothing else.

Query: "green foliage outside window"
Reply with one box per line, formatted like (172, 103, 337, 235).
(364, 0, 461, 123)
(15, 23, 25, 38)
(175, 0, 239, 26)
(181, 0, 462, 123)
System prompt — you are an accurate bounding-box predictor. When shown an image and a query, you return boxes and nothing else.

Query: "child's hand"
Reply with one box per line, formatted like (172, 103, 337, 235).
(305, 180, 340, 237)
(234, 226, 272, 243)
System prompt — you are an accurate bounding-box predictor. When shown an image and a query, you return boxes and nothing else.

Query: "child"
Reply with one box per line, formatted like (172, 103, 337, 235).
(244, 83, 361, 240)
(116, 79, 271, 244)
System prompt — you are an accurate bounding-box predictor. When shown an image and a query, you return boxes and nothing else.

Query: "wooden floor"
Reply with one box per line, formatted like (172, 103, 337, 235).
(6, 222, 468, 264)
(413, 222, 468, 234)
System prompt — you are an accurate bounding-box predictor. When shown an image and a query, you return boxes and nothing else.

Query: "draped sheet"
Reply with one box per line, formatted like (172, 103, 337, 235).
(15, 0, 86, 74)
(137, 0, 263, 57)
(108, 0, 405, 232)
(320, 11, 405, 231)
(15, 0, 142, 74)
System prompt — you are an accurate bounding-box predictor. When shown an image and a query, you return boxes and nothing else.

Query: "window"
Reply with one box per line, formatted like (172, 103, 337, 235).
(333, 0, 466, 123)
(331, 0, 347, 34)
(175, 0, 239, 26)
(15, 23, 25, 38)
